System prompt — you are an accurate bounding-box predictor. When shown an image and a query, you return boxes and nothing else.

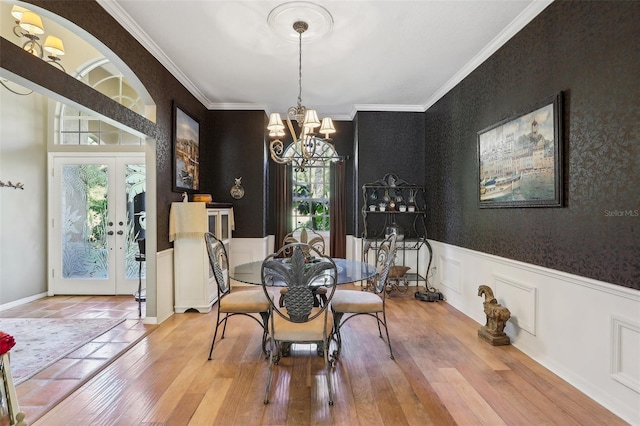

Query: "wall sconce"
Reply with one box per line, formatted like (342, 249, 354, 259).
(10, 5, 66, 72)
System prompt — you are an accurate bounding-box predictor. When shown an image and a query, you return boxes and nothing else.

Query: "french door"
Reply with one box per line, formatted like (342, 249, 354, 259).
(50, 154, 146, 295)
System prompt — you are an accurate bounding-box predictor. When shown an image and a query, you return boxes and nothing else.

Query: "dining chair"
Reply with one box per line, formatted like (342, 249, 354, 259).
(261, 243, 338, 405)
(204, 232, 274, 360)
(280, 225, 328, 307)
(331, 233, 398, 360)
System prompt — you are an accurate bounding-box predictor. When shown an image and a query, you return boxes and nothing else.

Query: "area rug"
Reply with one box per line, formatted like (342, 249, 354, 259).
(0, 317, 125, 385)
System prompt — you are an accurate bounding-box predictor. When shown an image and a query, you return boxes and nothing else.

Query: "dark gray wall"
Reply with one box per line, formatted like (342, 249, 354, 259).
(355, 112, 426, 237)
(202, 110, 267, 238)
(425, 1, 640, 289)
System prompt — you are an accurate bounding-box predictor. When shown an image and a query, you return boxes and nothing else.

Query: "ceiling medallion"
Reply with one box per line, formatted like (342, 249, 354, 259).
(267, 1, 334, 42)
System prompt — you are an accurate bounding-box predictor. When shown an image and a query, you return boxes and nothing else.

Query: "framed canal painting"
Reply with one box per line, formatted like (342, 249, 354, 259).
(477, 92, 563, 208)
(172, 102, 200, 193)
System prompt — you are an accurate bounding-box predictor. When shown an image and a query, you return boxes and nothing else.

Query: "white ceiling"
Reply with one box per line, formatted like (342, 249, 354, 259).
(98, 0, 552, 120)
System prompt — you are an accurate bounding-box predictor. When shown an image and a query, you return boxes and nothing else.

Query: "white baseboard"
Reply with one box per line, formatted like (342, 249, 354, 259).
(0, 292, 48, 312)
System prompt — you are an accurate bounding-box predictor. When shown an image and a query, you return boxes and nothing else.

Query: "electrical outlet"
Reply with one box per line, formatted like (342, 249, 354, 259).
(431, 267, 437, 275)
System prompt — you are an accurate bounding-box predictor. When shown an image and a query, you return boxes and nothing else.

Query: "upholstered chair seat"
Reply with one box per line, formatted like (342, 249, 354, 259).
(271, 307, 334, 342)
(220, 291, 272, 313)
(331, 290, 383, 314)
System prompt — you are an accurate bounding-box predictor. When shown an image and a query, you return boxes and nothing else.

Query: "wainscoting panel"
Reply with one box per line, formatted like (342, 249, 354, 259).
(439, 255, 461, 295)
(494, 275, 537, 336)
(610, 314, 640, 394)
(427, 240, 640, 424)
(229, 237, 270, 266)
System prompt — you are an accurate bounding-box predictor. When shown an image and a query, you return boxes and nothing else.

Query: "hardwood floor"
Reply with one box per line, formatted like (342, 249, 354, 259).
(8, 288, 626, 425)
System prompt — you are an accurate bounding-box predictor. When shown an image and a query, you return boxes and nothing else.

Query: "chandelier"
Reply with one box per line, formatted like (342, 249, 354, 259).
(267, 20, 338, 171)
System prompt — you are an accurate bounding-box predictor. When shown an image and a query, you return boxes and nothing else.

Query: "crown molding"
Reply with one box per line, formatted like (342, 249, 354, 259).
(421, 0, 554, 111)
(354, 104, 425, 113)
(207, 102, 269, 112)
(96, 0, 210, 107)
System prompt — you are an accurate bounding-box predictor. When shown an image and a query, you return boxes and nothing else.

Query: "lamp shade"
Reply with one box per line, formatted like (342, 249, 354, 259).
(267, 113, 285, 131)
(303, 109, 320, 129)
(11, 5, 29, 21)
(19, 11, 45, 35)
(269, 129, 285, 138)
(44, 36, 65, 56)
(320, 117, 336, 137)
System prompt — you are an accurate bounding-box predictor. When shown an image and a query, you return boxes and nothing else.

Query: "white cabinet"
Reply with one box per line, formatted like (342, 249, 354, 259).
(174, 205, 233, 313)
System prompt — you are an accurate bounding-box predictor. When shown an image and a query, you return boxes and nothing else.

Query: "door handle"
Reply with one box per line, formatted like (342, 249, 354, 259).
(108, 231, 114, 236)
(117, 230, 124, 235)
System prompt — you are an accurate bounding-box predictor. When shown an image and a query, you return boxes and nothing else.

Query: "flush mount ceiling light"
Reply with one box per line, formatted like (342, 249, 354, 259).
(266, 2, 338, 171)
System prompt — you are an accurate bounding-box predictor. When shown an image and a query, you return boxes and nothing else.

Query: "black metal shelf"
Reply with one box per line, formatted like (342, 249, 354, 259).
(361, 173, 433, 292)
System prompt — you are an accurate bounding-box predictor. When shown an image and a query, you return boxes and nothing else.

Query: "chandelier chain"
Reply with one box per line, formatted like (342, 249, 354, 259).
(297, 28, 303, 108)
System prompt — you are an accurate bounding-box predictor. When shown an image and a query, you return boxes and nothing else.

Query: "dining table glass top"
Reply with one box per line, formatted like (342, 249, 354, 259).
(230, 258, 378, 286)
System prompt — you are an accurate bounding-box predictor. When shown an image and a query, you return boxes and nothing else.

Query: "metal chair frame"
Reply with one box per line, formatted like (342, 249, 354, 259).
(205, 232, 270, 360)
(261, 243, 338, 405)
(332, 233, 398, 360)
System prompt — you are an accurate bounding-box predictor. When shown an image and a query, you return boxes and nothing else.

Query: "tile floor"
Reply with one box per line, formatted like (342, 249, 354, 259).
(0, 295, 155, 423)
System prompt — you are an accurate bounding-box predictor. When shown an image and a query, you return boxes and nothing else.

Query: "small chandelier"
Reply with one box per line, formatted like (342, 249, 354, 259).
(10, 5, 66, 72)
(267, 21, 338, 171)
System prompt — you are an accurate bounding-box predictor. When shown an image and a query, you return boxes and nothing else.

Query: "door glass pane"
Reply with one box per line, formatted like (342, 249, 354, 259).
(125, 164, 146, 280)
(61, 164, 109, 279)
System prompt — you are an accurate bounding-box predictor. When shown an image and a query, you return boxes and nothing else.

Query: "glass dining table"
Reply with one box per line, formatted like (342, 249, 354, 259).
(229, 258, 378, 286)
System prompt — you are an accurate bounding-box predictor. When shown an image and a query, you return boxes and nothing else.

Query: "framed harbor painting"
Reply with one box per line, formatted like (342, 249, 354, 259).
(172, 102, 200, 193)
(477, 92, 563, 208)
